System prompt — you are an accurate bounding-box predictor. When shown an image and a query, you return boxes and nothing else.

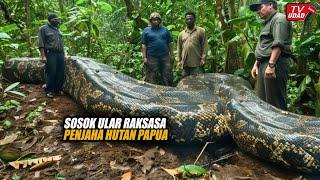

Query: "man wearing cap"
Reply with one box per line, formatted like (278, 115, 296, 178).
(177, 12, 208, 77)
(250, 0, 292, 110)
(38, 13, 67, 98)
(141, 12, 174, 86)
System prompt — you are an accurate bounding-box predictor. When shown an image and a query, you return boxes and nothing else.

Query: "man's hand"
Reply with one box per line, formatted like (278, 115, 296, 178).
(265, 66, 276, 79)
(200, 58, 205, 66)
(251, 63, 259, 79)
(41, 56, 47, 63)
(143, 57, 147, 64)
(64, 55, 68, 61)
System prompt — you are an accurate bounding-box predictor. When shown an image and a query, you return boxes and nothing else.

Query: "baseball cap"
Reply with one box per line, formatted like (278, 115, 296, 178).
(249, 0, 275, 11)
(48, 13, 58, 21)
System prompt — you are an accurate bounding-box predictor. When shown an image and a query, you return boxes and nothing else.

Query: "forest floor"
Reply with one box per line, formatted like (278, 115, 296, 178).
(0, 82, 315, 179)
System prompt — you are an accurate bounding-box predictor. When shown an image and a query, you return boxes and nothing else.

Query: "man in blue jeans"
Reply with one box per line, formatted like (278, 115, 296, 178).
(141, 12, 174, 86)
(38, 13, 67, 98)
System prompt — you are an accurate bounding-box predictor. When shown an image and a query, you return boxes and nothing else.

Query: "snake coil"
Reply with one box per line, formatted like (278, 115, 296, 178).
(2, 56, 320, 172)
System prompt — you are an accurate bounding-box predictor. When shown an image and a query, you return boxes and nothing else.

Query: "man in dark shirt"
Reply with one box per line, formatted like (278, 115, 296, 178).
(250, 0, 292, 110)
(38, 13, 67, 98)
(141, 12, 174, 86)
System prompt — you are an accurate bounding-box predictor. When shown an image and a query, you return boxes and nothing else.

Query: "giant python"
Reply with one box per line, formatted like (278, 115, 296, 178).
(2, 56, 320, 173)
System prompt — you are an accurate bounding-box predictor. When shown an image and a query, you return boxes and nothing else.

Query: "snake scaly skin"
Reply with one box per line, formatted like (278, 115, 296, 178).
(2, 56, 320, 172)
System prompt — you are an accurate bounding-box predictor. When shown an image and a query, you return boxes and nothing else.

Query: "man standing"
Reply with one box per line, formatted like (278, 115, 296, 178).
(177, 12, 208, 78)
(141, 12, 174, 86)
(38, 13, 67, 98)
(250, 0, 292, 110)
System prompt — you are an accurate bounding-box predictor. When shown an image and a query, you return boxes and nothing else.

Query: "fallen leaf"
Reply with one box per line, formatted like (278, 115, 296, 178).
(42, 126, 55, 134)
(159, 148, 165, 156)
(30, 160, 54, 171)
(161, 167, 181, 179)
(0, 147, 21, 162)
(134, 147, 158, 174)
(110, 160, 131, 171)
(73, 164, 84, 170)
(34, 171, 40, 178)
(21, 136, 38, 151)
(45, 110, 58, 117)
(0, 133, 18, 145)
(29, 98, 37, 102)
(121, 171, 132, 180)
(43, 119, 59, 124)
(9, 155, 62, 169)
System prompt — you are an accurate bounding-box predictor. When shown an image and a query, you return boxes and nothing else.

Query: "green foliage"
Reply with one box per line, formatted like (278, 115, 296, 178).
(26, 102, 46, 123)
(176, 164, 208, 178)
(54, 173, 66, 180)
(3, 118, 13, 129)
(0, 100, 21, 115)
(287, 75, 312, 114)
(11, 174, 21, 180)
(3, 82, 26, 98)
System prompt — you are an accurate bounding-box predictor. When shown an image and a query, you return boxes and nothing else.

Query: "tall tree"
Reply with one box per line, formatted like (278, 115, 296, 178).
(25, 0, 32, 56)
(59, 0, 64, 13)
(216, 0, 240, 73)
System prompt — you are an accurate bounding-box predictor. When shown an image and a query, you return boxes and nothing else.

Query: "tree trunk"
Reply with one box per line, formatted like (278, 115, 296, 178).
(59, 0, 64, 13)
(216, 0, 239, 73)
(87, 0, 92, 57)
(124, 0, 133, 18)
(0, 0, 23, 31)
(25, 0, 32, 57)
(123, 0, 147, 43)
(296, 13, 313, 81)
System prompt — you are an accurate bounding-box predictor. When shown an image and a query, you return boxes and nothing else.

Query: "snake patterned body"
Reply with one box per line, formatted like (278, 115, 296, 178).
(2, 56, 320, 172)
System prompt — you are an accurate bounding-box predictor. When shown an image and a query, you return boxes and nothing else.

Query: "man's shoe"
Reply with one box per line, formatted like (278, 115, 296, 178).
(46, 92, 54, 98)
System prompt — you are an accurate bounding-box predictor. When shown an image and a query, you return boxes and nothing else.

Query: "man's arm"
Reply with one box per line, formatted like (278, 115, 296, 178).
(265, 18, 288, 79)
(169, 43, 174, 62)
(177, 34, 182, 69)
(38, 27, 47, 63)
(265, 47, 281, 79)
(251, 60, 260, 79)
(39, 48, 46, 62)
(141, 44, 147, 64)
(200, 29, 208, 66)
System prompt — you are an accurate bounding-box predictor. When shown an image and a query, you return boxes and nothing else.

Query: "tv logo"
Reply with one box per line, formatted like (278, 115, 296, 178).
(286, 3, 317, 21)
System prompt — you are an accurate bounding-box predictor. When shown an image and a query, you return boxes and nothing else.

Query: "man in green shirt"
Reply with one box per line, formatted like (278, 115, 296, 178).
(250, 0, 292, 110)
(177, 12, 208, 78)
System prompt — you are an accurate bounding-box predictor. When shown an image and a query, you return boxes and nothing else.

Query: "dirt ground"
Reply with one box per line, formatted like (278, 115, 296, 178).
(0, 83, 316, 179)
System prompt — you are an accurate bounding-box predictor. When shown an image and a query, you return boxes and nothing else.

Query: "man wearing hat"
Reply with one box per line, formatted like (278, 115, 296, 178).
(141, 12, 174, 86)
(250, 0, 292, 110)
(38, 13, 67, 98)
